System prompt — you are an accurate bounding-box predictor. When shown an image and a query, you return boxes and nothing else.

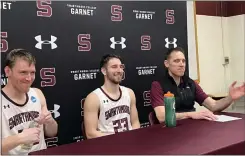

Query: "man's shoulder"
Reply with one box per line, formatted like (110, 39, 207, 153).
(30, 87, 42, 93)
(84, 91, 100, 108)
(181, 75, 196, 85)
(86, 89, 100, 100)
(91, 87, 103, 96)
(150, 81, 162, 91)
(151, 80, 161, 85)
(29, 88, 45, 99)
(120, 85, 135, 96)
(120, 85, 131, 91)
(92, 87, 100, 92)
(151, 74, 169, 86)
(186, 77, 199, 87)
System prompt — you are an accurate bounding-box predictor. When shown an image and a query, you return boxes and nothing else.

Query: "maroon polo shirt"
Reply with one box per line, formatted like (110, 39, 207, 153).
(150, 80, 208, 109)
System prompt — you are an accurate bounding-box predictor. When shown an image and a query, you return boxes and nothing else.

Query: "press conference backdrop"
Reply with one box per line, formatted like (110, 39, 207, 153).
(1, 1, 198, 146)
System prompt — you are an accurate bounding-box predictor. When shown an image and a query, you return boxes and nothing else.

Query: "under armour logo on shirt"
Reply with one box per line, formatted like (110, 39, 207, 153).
(35, 35, 58, 50)
(110, 37, 126, 49)
(165, 37, 177, 48)
(103, 99, 109, 104)
(3, 105, 10, 109)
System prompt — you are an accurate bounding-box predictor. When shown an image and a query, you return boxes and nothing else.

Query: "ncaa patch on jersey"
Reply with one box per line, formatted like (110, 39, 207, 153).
(31, 96, 37, 103)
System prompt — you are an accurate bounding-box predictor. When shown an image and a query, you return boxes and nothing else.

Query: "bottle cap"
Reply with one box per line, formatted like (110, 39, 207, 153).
(164, 91, 174, 97)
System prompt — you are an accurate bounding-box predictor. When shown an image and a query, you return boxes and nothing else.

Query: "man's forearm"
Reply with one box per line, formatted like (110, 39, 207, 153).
(212, 96, 233, 112)
(44, 119, 58, 137)
(2, 135, 22, 154)
(158, 112, 190, 123)
(132, 121, 141, 129)
(87, 130, 114, 139)
(176, 112, 190, 120)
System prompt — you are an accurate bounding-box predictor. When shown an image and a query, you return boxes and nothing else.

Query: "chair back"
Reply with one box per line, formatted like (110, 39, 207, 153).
(148, 111, 160, 125)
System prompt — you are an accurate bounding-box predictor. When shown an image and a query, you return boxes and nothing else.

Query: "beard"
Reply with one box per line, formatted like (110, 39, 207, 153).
(107, 72, 123, 84)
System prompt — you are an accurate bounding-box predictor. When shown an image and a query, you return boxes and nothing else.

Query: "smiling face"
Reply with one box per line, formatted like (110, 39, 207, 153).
(164, 50, 186, 77)
(5, 57, 36, 93)
(102, 58, 125, 84)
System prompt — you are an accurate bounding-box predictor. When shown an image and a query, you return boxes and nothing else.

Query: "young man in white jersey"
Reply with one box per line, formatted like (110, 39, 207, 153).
(84, 54, 140, 139)
(1, 49, 58, 155)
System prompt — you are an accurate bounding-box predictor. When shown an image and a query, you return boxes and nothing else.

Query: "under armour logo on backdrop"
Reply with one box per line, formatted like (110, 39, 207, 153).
(165, 37, 177, 48)
(35, 35, 58, 49)
(110, 37, 126, 49)
(49, 104, 60, 118)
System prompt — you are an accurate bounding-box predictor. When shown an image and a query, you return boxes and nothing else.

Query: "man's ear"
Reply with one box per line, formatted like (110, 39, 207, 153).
(101, 67, 106, 76)
(4, 66, 11, 77)
(164, 60, 169, 68)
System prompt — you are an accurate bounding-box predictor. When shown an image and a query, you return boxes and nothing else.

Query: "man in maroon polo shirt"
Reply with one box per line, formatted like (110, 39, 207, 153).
(150, 47, 245, 123)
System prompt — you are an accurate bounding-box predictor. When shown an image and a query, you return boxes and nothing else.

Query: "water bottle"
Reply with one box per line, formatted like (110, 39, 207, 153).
(20, 121, 39, 150)
(164, 91, 176, 127)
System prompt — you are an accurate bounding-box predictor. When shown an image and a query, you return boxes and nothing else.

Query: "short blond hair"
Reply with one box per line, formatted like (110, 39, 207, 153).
(5, 49, 36, 68)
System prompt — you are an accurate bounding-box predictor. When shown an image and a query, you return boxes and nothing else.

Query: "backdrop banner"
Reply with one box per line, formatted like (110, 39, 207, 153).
(1, 1, 188, 146)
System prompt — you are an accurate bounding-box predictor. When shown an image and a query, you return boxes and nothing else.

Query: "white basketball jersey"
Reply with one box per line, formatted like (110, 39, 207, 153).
(93, 86, 133, 134)
(1, 88, 47, 155)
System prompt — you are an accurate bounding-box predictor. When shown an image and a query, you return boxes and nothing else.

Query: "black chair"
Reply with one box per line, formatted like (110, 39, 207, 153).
(81, 99, 87, 140)
(148, 111, 160, 125)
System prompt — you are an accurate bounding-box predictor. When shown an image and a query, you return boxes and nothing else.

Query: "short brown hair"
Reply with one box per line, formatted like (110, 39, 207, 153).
(99, 54, 122, 69)
(165, 47, 185, 60)
(5, 49, 36, 68)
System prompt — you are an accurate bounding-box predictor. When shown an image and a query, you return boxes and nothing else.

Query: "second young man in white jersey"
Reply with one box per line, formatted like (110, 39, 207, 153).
(84, 54, 140, 139)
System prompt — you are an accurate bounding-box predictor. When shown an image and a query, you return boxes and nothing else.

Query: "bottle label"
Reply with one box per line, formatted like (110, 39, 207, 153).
(20, 144, 32, 150)
(29, 121, 39, 128)
(20, 121, 38, 150)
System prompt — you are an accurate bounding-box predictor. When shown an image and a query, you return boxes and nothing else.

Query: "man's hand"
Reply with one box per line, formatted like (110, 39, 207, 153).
(35, 111, 53, 125)
(229, 81, 245, 101)
(187, 110, 218, 121)
(18, 128, 41, 144)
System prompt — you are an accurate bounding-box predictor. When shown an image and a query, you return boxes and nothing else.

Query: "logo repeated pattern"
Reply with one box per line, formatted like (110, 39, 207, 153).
(1, 1, 188, 147)
(110, 37, 127, 49)
(35, 35, 58, 50)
